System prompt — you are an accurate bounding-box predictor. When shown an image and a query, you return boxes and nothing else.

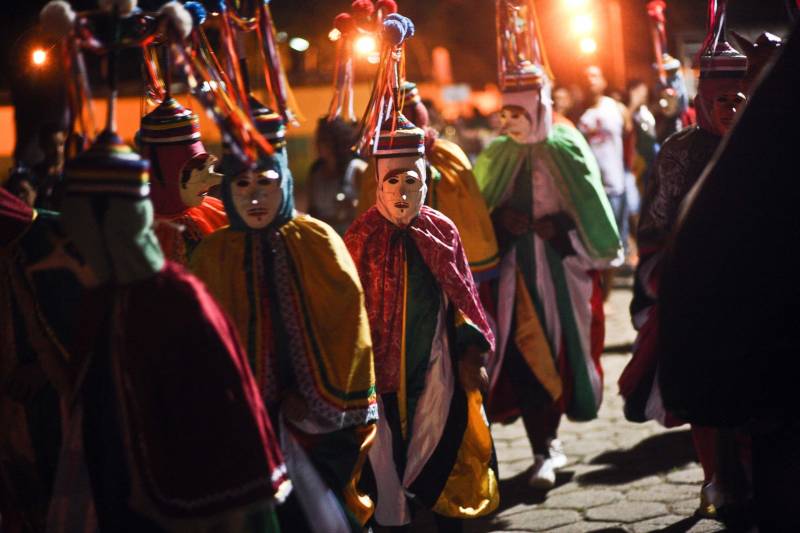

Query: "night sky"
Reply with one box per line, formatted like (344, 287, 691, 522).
(0, 0, 794, 94)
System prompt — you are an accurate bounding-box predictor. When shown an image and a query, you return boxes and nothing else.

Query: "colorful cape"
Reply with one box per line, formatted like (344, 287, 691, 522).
(357, 139, 500, 278)
(344, 206, 495, 394)
(474, 124, 621, 261)
(154, 196, 228, 265)
(474, 125, 620, 422)
(77, 261, 289, 525)
(344, 206, 498, 525)
(620, 126, 719, 426)
(191, 215, 377, 431)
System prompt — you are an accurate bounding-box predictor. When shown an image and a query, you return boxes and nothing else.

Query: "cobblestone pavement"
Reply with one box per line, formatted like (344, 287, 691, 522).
(463, 277, 724, 533)
(410, 276, 727, 533)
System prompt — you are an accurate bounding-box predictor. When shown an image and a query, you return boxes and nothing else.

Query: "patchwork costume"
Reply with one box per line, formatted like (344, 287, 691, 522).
(191, 96, 378, 531)
(474, 0, 621, 489)
(620, 1, 748, 518)
(345, 14, 499, 527)
(57, 129, 289, 531)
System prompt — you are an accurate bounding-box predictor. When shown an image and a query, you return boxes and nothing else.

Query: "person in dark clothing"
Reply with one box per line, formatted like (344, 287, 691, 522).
(658, 22, 800, 533)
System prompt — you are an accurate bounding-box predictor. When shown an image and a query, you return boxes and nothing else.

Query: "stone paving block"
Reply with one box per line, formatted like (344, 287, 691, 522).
(498, 459, 533, 479)
(564, 438, 611, 457)
(627, 483, 695, 503)
(496, 445, 535, 463)
(668, 497, 700, 516)
(686, 519, 728, 532)
(629, 514, 695, 532)
(542, 489, 623, 510)
(549, 521, 626, 533)
(666, 467, 705, 485)
(500, 508, 582, 531)
(585, 501, 668, 523)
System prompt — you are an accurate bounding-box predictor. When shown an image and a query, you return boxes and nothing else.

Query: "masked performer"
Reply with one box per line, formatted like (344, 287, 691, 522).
(55, 118, 290, 529)
(620, 1, 748, 518)
(344, 14, 498, 531)
(357, 80, 500, 280)
(473, 0, 621, 489)
(139, 97, 226, 265)
(191, 96, 378, 532)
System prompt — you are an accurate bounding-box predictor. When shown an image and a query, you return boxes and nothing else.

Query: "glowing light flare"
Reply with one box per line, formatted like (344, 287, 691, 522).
(572, 14, 593, 34)
(565, 0, 589, 7)
(328, 28, 342, 42)
(580, 37, 597, 54)
(32, 48, 47, 66)
(367, 52, 380, 64)
(354, 35, 377, 56)
(289, 37, 310, 52)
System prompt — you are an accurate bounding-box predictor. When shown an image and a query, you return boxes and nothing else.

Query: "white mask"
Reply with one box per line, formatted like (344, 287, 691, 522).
(375, 156, 427, 227)
(501, 82, 553, 144)
(231, 169, 283, 229)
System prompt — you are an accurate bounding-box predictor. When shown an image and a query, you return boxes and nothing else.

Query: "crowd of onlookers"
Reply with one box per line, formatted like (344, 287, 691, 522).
(305, 64, 693, 272)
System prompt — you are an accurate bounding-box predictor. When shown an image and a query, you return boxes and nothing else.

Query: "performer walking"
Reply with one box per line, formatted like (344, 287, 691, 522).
(345, 13, 499, 531)
(474, 0, 621, 489)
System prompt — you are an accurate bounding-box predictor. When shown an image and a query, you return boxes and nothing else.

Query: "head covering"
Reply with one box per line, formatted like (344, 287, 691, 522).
(731, 31, 783, 88)
(695, 1, 747, 135)
(496, 0, 553, 143)
(140, 97, 208, 216)
(373, 111, 427, 193)
(353, 12, 427, 226)
(220, 95, 294, 231)
(61, 129, 165, 285)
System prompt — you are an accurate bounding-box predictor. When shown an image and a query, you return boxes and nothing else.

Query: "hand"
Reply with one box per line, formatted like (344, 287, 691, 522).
(459, 345, 489, 392)
(4, 363, 48, 403)
(532, 217, 557, 240)
(498, 208, 531, 236)
(281, 390, 309, 423)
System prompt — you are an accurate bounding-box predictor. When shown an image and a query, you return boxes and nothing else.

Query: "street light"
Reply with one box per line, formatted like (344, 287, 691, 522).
(354, 35, 377, 56)
(289, 37, 310, 52)
(572, 14, 593, 34)
(328, 28, 342, 42)
(32, 48, 47, 66)
(579, 37, 597, 54)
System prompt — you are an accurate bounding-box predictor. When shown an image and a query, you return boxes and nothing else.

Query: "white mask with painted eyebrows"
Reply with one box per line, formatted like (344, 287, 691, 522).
(376, 167, 426, 228)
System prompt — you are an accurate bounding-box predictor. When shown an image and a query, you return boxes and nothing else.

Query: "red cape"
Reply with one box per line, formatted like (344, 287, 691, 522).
(345, 206, 494, 393)
(76, 261, 287, 519)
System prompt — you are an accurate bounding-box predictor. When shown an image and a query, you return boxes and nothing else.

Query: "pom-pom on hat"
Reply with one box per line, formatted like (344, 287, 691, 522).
(140, 97, 201, 145)
(64, 130, 150, 199)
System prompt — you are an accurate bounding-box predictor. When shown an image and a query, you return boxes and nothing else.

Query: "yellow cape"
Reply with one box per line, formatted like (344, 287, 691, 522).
(191, 215, 376, 423)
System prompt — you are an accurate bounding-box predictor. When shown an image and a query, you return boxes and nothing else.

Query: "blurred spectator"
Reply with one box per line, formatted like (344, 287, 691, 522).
(3, 165, 37, 208)
(552, 86, 574, 121)
(578, 65, 631, 263)
(627, 79, 659, 194)
(306, 117, 365, 234)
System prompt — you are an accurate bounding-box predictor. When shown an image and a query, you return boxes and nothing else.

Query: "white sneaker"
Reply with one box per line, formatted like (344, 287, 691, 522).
(548, 439, 568, 469)
(528, 454, 556, 489)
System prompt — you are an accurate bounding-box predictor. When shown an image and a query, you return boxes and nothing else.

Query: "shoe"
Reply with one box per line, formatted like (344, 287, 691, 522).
(696, 481, 719, 519)
(548, 439, 568, 470)
(528, 454, 556, 489)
